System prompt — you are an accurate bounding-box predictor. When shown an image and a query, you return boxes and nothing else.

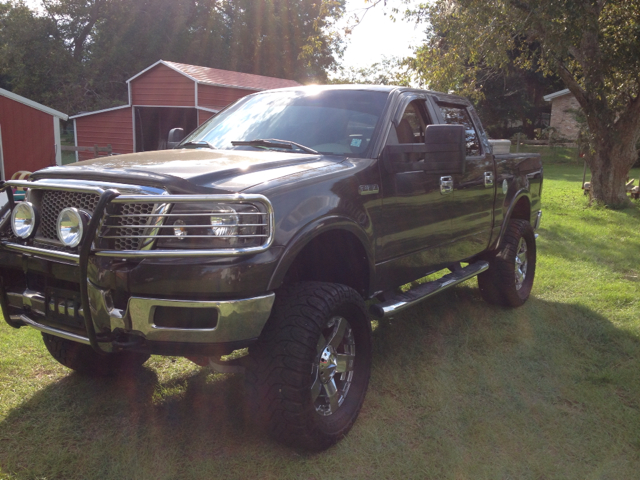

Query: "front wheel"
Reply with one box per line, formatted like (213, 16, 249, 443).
(478, 219, 536, 307)
(245, 282, 372, 451)
(42, 333, 150, 376)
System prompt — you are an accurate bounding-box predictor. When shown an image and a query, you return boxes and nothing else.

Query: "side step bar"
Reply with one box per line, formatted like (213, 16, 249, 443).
(369, 261, 489, 319)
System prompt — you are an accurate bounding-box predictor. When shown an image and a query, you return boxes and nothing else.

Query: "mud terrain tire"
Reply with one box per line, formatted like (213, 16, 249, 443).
(245, 282, 372, 451)
(478, 219, 536, 307)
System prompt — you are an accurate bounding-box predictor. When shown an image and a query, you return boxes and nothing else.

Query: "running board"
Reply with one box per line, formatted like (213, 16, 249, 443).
(369, 261, 489, 319)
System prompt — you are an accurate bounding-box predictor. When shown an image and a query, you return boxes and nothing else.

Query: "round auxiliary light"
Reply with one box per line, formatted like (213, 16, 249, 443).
(57, 208, 87, 247)
(11, 202, 37, 238)
(210, 205, 238, 237)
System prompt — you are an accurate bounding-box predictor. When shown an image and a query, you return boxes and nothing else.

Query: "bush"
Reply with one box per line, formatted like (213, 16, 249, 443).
(510, 132, 528, 143)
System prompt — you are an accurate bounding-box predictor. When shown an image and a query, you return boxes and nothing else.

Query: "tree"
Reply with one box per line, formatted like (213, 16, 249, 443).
(330, 56, 414, 86)
(0, 2, 82, 112)
(462, 59, 564, 140)
(88, 0, 345, 86)
(0, 0, 345, 113)
(408, 0, 640, 207)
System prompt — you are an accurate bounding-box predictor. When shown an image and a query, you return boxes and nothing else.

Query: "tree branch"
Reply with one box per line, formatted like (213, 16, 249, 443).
(344, 0, 387, 33)
(40, 0, 59, 27)
(555, 61, 587, 106)
(615, 90, 640, 138)
(596, 0, 608, 14)
(508, 0, 533, 14)
(72, 0, 103, 61)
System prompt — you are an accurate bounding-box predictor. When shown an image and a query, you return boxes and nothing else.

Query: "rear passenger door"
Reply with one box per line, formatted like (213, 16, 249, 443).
(432, 100, 495, 260)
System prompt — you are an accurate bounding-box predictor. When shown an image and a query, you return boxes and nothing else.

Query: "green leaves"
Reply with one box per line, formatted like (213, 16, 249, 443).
(406, 0, 640, 206)
(330, 56, 415, 86)
(0, 0, 346, 113)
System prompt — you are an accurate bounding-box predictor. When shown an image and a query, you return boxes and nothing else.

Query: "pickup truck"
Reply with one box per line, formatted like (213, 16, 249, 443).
(0, 85, 542, 451)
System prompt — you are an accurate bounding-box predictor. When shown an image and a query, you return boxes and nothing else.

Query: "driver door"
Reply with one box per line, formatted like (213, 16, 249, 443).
(376, 96, 459, 287)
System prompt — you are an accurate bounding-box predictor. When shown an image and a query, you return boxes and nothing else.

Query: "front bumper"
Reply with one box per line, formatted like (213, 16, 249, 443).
(2, 282, 274, 352)
(0, 181, 277, 355)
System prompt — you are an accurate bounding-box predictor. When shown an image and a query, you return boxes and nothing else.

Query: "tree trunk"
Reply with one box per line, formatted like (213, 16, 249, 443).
(588, 136, 637, 207)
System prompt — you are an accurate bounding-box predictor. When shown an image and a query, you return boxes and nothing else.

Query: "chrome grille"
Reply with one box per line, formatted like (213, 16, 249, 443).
(38, 191, 100, 240)
(97, 199, 271, 251)
(113, 203, 155, 250)
(2, 182, 274, 258)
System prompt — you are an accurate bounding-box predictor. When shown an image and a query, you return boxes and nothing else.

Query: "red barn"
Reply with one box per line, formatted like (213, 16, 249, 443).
(0, 88, 68, 179)
(71, 60, 300, 160)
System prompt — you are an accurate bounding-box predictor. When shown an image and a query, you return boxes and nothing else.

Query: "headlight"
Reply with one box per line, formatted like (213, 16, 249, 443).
(156, 202, 265, 249)
(11, 202, 38, 238)
(210, 205, 239, 236)
(57, 208, 89, 247)
(173, 219, 188, 239)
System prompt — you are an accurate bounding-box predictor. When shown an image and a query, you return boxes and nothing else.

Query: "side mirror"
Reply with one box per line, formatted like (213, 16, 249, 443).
(167, 128, 185, 149)
(382, 124, 466, 174)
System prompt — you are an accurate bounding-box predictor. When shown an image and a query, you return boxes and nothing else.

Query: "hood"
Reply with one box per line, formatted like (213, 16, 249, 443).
(32, 148, 341, 193)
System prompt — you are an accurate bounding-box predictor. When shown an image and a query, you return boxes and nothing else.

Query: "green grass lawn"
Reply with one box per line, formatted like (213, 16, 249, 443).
(0, 162, 639, 479)
(60, 131, 78, 165)
(512, 144, 583, 165)
(61, 150, 77, 165)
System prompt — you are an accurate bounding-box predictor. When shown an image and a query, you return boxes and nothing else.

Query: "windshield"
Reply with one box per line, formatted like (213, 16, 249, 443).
(181, 89, 390, 157)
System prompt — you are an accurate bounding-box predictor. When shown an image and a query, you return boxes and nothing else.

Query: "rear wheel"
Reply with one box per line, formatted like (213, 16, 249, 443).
(42, 333, 150, 376)
(478, 219, 536, 307)
(245, 282, 372, 451)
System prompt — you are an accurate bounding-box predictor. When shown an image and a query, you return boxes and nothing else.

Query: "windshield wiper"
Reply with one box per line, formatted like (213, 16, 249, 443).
(180, 140, 215, 149)
(231, 138, 319, 155)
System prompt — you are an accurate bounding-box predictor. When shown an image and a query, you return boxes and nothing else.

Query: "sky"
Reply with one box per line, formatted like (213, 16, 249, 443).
(336, 0, 425, 70)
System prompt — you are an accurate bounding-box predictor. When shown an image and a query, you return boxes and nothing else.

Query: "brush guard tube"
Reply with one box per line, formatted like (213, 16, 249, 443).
(78, 189, 121, 354)
(0, 186, 276, 354)
(0, 187, 122, 353)
(0, 183, 25, 329)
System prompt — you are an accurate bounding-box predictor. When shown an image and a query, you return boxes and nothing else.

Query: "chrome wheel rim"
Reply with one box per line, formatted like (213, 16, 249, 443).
(515, 237, 528, 290)
(311, 316, 355, 416)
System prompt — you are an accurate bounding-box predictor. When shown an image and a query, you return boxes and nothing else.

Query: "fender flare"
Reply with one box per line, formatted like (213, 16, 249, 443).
(493, 189, 531, 251)
(267, 215, 375, 294)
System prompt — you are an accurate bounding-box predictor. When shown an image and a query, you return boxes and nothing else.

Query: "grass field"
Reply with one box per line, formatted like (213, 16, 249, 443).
(0, 160, 639, 479)
(60, 131, 77, 165)
(511, 144, 583, 165)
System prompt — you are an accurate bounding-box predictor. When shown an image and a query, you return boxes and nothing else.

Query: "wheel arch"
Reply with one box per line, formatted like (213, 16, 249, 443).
(494, 190, 531, 250)
(267, 216, 374, 298)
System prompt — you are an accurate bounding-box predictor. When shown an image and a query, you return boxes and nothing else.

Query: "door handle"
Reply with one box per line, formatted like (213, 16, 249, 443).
(484, 171, 494, 187)
(440, 176, 453, 195)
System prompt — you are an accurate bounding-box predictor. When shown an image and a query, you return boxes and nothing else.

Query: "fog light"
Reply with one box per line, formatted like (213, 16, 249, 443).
(11, 202, 37, 238)
(57, 208, 88, 247)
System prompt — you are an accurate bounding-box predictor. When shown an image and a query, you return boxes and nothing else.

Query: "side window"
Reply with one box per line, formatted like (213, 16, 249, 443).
(387, 100, 430, 145)
(438, 104, 481, 156)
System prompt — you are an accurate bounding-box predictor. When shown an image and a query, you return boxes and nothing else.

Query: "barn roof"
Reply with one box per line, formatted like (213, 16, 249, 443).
(0, 88, 68, 120)
(69, 104, 130, 120)
(127, 60, 301, 91)
(543, 89, 571, 102)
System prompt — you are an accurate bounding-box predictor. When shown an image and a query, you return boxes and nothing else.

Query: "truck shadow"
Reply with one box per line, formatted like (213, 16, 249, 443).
(0, 354, 264, 477)
(1, 287, 639, 478)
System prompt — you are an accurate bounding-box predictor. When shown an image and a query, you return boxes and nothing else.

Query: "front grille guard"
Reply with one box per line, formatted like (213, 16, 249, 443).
(0, 180, 275, 353)
(98, 195, 273, 257)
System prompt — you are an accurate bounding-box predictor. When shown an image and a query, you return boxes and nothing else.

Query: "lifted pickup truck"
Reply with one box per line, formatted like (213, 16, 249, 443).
(0, 85, 542, 450)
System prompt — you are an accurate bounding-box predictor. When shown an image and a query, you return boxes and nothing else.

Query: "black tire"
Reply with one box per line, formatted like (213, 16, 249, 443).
(478, 219, 536, 307)
(42, 333, 150, 376)
(245, 282, 372, 451)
